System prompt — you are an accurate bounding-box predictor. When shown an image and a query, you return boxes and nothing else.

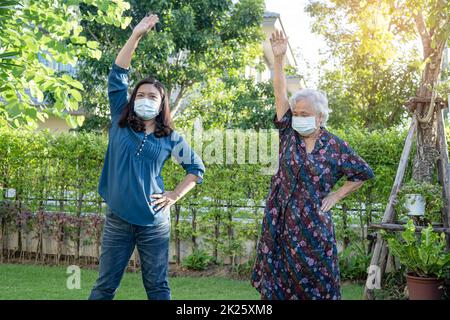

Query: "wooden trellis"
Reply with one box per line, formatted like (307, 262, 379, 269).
(363, 97, 450, 300)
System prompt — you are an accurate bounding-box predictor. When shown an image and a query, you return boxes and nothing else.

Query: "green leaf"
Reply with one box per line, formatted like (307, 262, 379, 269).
(65, 115, 78, 128)
(70, 89, 82, 102)
(36, 112, 46, 123)
(86, 41, 99, 49)
(61, 74, 84, 90)
(0, 51, 20, 59)
(88, 49, 102, 60)
(70, 36, 87, 44)
(24, 107, 37, 118)
(76, 115, 85, 127)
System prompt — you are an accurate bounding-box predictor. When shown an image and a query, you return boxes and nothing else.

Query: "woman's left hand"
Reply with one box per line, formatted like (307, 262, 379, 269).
(320, 192, 341, 212)
(150, 191, 179, 211)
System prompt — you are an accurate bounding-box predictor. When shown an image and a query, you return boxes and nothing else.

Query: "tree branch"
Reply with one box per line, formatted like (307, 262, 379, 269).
(413, 12, 431, 58)
(170, 80, 196, 119)
(170, 85, 187, 118)
(85, 25, 99, 43)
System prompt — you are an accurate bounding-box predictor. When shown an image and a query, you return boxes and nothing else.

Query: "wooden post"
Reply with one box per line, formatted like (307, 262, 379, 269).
(436, 108, 450, 247)
(370, 223, 450, 234)
(174, 204, 181, 265)
(363, 116, 417, 300)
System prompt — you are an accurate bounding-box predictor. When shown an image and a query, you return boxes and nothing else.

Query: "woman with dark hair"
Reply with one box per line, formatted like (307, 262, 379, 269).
(89, 14, 205, 300)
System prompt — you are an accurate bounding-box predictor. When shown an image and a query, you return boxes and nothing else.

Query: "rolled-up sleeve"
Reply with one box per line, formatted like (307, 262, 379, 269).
(338, 140, 375, 182)
(273, 108, 292, 129)
(170, 132, 205, 184)
(108, 62, 130, 117)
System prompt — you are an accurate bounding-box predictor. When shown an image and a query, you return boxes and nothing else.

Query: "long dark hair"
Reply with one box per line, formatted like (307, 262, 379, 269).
(118, 77, 173, 137)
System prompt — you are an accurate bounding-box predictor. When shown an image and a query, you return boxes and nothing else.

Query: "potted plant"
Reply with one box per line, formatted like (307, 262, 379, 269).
(382, 219, 450, 300)
(396, 180, 443, 225)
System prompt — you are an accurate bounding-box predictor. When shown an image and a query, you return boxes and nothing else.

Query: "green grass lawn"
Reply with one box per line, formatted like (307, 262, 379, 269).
(0, 263, 364, 300)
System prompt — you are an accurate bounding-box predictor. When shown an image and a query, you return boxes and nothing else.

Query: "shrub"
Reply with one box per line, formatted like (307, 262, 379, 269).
(382, 219, 450, 279)
(181, 249, 214, 271)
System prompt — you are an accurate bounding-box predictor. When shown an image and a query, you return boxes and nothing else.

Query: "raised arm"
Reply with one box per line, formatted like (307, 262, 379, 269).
(115, 14, 159, 69)
(270, 30, 290, 121)
(107, 14, 159, 117)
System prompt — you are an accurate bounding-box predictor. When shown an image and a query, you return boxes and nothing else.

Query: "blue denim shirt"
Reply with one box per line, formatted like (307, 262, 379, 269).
(98, 62, 205, 226)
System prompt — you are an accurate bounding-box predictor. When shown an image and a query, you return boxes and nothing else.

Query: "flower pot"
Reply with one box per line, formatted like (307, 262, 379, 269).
(404, 194, 425, 216)
(406, 273, 444, 300)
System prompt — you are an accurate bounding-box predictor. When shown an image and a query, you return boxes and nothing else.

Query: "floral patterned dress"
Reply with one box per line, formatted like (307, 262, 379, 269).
(251, 109, 375, 300)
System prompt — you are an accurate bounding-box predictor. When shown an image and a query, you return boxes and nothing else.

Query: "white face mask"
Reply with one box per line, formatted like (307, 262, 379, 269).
(134, 98, 160, 120)
(292, 115, 317, 136)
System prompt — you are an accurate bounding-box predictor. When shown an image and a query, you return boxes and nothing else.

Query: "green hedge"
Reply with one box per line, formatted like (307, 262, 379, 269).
(1, 125, 448, 272)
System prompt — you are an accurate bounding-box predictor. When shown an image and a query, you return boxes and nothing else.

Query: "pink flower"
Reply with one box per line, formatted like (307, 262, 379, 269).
(313, 176, 320, 182)
(329, 139, 336, 145)
(327, 250, 333, 257)
(319, 149, 326, 155)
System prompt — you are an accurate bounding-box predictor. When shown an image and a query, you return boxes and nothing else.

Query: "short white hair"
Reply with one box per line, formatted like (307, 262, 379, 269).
(289, 88, 331, 126)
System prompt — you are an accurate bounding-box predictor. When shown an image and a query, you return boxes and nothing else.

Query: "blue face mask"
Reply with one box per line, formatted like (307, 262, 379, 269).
(134, 98, 160, 120)
(292, 115, 317, 136)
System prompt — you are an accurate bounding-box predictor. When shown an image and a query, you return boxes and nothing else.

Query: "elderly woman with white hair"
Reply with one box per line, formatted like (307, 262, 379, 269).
(251, 30, 375, 300)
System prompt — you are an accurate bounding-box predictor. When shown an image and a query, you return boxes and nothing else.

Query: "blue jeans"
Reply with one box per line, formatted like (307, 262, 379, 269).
(88, 207, 171, 300)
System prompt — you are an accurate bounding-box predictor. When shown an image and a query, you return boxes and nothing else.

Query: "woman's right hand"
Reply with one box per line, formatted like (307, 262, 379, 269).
(270, 30, 288, 58)
(270, 29, 290, 121)
(132, 14, 159, 38)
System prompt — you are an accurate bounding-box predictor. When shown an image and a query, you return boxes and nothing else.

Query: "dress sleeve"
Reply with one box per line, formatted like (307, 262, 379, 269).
(108, 62, 130, 118)
(170, 132, 205, 184)
(338, 140, 375, 182)
(273, 108, 292, 130)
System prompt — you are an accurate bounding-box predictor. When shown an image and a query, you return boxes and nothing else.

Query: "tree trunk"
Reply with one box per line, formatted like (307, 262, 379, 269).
(412, 28, 446, 183)
(227, 207, 234, 266)
(169, 85, 187, 118)
(214, 212, 220, 261)
(191, 206, 197, 249)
